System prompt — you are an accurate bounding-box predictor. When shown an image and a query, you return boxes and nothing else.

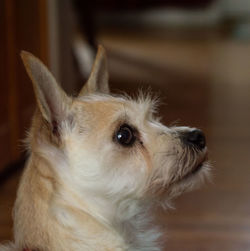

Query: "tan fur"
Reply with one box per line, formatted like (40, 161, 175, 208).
(0, 46, 210, 251)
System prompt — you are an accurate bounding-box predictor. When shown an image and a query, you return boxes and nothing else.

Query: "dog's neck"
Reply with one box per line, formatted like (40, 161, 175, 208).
(14, 153, 159, 250)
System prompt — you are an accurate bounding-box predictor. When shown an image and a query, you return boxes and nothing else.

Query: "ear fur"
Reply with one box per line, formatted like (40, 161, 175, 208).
(20, 51, 70, 133)
(78, 45, 109, 96)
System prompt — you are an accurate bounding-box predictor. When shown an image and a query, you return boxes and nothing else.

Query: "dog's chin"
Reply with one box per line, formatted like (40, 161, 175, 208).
(182, 152, 209, 181)
(181, 160, 210, 183)
(166, 156, 211, 200)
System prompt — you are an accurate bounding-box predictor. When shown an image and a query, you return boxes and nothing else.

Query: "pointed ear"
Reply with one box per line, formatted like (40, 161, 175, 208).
(78, 45, 109, 96)
(21, 51, 70, 131)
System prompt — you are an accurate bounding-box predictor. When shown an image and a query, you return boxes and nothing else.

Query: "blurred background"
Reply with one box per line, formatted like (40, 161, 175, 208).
(1, 0, 250, 250)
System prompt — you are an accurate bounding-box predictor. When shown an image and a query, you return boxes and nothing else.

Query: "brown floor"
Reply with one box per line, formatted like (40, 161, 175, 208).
(1, 30, 250, 250)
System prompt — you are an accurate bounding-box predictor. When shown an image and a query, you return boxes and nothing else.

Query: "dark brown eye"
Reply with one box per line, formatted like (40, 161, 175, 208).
(116, 124, 136, 146)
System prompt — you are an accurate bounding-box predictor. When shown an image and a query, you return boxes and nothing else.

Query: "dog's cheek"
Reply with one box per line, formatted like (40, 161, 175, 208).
(101, 149, 149, 196)
(147, 139, 183, 190)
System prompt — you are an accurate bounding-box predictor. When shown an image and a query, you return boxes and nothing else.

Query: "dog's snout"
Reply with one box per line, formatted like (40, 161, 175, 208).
(182, 129, 206, 150)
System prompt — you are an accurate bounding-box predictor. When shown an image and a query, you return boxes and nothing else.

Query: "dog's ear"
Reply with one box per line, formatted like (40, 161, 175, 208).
(21, 51, 70, 133)
(78, 45, 109, 96)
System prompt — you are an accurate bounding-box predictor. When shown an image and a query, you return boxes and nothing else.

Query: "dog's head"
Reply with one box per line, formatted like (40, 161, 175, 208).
(21, 47, 210, 209)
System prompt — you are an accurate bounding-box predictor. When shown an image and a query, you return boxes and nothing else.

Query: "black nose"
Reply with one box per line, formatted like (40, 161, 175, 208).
(182, 129, 206, 150)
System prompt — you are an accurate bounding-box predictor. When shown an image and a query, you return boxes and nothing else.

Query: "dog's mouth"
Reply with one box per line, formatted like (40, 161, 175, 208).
(167, 151, 209, 188)
(182, 152, 208, 180)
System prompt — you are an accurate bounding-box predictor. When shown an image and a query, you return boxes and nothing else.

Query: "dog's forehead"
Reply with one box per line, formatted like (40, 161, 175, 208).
(75, 94, 154, 123)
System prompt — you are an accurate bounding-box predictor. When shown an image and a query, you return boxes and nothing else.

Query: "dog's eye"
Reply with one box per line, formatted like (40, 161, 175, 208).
(116, 124, 136, 146)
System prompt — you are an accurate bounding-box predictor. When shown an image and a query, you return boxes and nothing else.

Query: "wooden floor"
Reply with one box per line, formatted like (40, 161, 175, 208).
(1, 31, 250, 250)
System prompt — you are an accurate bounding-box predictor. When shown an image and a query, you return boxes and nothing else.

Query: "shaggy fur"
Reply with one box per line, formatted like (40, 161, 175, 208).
(0, 46, 210, 251)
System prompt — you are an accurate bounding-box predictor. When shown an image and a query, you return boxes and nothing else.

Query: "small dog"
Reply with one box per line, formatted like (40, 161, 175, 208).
(1, 46, 210, 251)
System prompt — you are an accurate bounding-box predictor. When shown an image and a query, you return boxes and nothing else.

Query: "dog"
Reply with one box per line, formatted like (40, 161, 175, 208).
(0, 46, 210, 251)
